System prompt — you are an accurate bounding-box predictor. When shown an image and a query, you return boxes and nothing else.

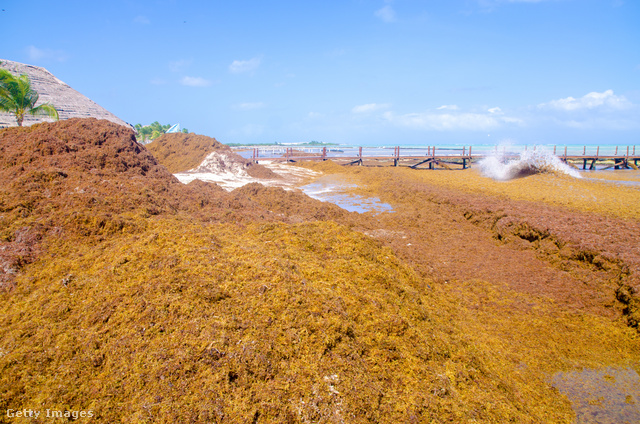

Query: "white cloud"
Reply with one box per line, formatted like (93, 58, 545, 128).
(375, 5, 396, 22)
(437, 105, 459, 111)
(229, 57, 261, 74)
(488, 107, 503, 114)
(383, 109, 523, 131)
(26, 45, 67, 62)
(180, 76, 211, 87)
(133, 15, 150, 25)
(169, 59, 192, 73)
(233, 102, 265, 110)
(352, 103, 390, 113)
(539, 90, 631, 111)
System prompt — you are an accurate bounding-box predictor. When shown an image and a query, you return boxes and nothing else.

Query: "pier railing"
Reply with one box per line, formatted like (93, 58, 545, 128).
(243, 145, 639, 170)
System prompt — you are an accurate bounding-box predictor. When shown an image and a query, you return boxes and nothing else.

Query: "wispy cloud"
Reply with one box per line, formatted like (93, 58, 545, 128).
(539, 90, 631, 111)
(169, 59, 192, 73)
(437, 105, 459, 111)
(26, 45, 68, 62)
(229, 57, 261, 74)
(535, 90, 638, 130)
(375, 5, 397, 22)
(133, 15, 150, 25)
(352, 103, 391, 113)
(383, 109, 522, 131)
(180, 76, 212, 87)
(233, 102, 265, 110)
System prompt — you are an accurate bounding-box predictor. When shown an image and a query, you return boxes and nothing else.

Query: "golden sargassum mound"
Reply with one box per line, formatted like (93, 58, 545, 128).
(0, 118, 584, 422)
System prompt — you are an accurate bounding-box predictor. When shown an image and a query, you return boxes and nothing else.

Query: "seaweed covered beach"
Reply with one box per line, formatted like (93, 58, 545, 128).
(1, 119, 639, 423)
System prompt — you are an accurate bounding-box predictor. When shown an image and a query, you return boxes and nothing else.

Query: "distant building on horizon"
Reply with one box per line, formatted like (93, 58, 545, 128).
(0, 59, 131, 129)
(166, 123, 181, 133)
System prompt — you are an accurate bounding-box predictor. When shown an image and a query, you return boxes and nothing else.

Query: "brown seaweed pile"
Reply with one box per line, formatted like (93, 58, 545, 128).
(146, 132, 278, 179)
(0, 118, 598, 422)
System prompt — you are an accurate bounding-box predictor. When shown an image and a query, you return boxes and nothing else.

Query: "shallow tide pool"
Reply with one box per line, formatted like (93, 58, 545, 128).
(300, 176, 394, 214)
(551, 366, 640, 424)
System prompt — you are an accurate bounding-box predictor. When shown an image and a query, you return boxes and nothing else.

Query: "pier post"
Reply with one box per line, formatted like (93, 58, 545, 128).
(462, 146, 466, 169)
(596, 146, 599, 158)
(554, 145, 557, 155)
(615, 146, 618, 156)
(469, 146, 472, 168)
(358, 146, 363, 166)
(322, 147, 327, 161)
(583, 146, 586, 155)
(583, 159, 587, 170)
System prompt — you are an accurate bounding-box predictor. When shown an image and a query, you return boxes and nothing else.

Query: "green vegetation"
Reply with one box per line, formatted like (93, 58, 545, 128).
(0, 65, 59, 126)
(134, 121, 188, 142)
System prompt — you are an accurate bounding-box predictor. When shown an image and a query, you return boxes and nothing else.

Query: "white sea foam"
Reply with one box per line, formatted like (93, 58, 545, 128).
(479, 146, 582, 181)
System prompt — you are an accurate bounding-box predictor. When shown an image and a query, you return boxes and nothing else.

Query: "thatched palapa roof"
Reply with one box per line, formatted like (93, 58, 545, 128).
(0, 59, 130, 129)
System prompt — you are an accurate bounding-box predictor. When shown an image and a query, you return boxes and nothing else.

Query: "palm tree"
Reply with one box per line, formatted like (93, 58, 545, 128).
(0, 68, 59, 126)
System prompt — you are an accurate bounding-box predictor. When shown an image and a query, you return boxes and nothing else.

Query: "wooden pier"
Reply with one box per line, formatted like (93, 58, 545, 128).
(248, 145, 639, 171)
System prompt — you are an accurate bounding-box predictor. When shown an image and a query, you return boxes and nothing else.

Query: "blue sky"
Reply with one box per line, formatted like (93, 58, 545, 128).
(1, 0, 638, 146)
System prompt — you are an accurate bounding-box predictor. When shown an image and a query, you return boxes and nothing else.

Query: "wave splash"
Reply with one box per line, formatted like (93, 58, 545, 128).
(479, 146, 582, 181)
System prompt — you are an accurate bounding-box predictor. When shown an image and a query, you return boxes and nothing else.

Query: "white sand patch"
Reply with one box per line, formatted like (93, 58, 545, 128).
(174, 153, 321, 191)
(192, 151, 249, 176)
(174, 171, 260, 190)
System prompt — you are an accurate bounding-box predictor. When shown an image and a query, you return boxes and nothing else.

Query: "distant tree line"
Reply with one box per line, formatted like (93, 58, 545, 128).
(134, 121, 188, 142)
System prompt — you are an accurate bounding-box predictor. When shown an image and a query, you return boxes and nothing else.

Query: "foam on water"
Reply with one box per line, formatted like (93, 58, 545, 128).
(479, 146, 582, 181)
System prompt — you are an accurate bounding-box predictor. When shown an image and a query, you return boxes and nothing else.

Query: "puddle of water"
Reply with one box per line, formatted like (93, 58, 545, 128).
(551, 366, 640, 424)
(300, 177, 394, 214)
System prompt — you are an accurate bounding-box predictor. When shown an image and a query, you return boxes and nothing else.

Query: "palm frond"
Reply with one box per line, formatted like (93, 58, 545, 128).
(29, 103, 59, 120)
(0, 69, 59, 125)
